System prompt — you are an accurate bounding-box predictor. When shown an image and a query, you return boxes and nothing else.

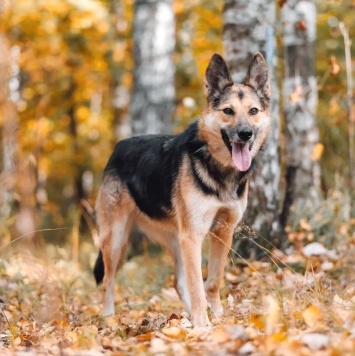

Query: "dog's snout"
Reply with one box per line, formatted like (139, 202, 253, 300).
(237, 127, 253, 142)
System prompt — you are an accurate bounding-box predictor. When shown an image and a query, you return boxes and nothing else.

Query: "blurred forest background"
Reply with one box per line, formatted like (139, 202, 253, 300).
(0, 0, 354, 259)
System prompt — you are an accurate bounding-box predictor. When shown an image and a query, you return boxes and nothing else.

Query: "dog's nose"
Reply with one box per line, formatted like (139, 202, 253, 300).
(237, 127, 253, 142)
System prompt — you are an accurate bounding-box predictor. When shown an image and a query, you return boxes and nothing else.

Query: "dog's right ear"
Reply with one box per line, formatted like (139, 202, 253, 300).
(204, 54, 233, 103)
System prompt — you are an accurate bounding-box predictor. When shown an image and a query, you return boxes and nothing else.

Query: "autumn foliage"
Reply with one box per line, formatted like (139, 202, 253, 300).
(0, 0, 355, 354)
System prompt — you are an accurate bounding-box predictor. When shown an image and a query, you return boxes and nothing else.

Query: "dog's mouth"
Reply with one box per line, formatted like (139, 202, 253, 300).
(231, 141, 252, 172)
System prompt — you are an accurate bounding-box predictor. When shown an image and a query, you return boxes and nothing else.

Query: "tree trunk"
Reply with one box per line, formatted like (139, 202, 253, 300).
(110, 0, 131, 141)
(128, 0, 175, 257)
(131, 0, 175, 135)
(281, 0, 320, 219)
(0, 35, 18, 222)
(0, 35, 38, 247)
(223, 0, 281, 257)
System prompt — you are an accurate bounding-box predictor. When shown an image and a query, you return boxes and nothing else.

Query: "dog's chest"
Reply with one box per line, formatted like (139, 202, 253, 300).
(185, 188, 247, 236)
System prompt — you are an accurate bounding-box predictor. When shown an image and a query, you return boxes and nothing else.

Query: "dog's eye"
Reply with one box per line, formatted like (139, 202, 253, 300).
(223, 108, 234, 115)
(249, 108, 259, 116)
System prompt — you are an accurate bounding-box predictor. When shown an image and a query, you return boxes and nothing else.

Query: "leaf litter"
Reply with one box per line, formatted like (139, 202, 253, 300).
(1, 234, 355, 355)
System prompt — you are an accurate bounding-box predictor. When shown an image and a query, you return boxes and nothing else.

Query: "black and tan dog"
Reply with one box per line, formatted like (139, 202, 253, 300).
(93, 53, 270, 327)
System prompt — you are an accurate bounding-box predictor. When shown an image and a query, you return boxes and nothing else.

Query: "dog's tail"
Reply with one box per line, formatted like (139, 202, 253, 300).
(93, 250, 105, 285)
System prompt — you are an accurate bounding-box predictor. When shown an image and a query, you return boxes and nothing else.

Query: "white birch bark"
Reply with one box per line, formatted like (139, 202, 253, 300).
(131, 0, 175, 135)
(0, 29, 37, 243)
(0, 35, 18, 220)
(223, 0, 280, 245)
(281, 0, 320, 207)
(111, 0, 131, 140)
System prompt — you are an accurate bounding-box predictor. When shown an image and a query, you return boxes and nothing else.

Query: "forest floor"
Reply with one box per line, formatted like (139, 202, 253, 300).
(1, 227, 355, 355)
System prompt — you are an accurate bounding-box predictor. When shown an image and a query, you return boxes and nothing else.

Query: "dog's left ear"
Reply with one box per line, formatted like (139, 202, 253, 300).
(204, 54, 233, 101)
(245, 52, 271, 99)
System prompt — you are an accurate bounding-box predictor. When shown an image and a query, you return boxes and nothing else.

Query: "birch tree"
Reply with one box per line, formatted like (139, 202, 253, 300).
(223, 0, 280, 255)
(131, 0, 175, 135)
(0, 35, 17, 222)
(281, 0, 320, 221)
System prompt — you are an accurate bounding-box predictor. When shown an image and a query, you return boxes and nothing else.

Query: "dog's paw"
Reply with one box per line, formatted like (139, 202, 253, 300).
(210, 303, 224, 319)
(191, 325, 213, 334)
(207, 298, 224, 320)
(191, 312, 211, 328)
(103, 305, 115, 316)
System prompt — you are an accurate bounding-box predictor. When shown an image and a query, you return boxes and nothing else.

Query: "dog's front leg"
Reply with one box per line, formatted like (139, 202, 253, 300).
(205, 209, 237, 319)
(179, 230, 211, 327)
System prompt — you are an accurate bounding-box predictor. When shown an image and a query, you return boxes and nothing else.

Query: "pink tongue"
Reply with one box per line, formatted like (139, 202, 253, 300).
(232, 143, 251, 171)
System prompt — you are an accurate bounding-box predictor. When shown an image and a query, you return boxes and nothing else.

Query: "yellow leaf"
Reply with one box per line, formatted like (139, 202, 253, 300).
(106, 316, 118, 328)
(302, 305, 323, 327)
(264, 295, 280, 335)
(311, 143, 324, 161)
(136, 332, 152, 341)
(75, 106, 90, 121)
(65, 331, 78, 343)
(161, 326, 181, 338)
(210, 327, 230, 343)
(250, 314, 265, 331)
(13, 337, 21, 346)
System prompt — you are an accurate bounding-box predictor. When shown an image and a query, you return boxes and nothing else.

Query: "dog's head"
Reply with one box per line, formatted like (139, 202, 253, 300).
(199, 53, 271, 172)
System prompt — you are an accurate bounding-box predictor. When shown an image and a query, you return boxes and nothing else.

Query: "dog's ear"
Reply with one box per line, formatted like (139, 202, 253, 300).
(204, 54, 233, 102)
(245, 52, 270, 99)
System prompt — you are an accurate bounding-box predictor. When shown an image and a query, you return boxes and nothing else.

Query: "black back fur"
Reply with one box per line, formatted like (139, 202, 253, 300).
(104, 122, 253, 221)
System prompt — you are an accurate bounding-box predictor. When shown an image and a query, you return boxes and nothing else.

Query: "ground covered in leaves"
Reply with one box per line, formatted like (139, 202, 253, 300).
(1, 232, 355, 355)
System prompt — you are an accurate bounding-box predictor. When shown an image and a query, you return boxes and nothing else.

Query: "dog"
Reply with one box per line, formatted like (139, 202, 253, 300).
(93, 52, 271, 327)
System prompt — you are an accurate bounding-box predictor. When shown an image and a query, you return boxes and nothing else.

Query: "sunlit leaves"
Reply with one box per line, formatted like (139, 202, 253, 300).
(2, 0, 122, 218)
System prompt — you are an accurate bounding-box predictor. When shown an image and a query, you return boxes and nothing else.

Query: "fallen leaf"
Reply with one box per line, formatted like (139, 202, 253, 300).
(264, 295, 280, 335)
(238, 341, 255, 354)
(149, 338, 168, 353)
(162, 326, 181, 338)
(211, 327, 230, 343)
(300, 333, 329, 350)
(180, 317, 192, 328)
(227, 294, 234, 308)
(136, 332, 152, 342)
(302, 242, 328, 256)
(302, 305, 323, 328)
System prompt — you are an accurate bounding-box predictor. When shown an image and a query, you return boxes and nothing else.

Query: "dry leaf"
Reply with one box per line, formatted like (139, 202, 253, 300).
(227, 294, 234, 308)
(64, 331, 78, 343)
(302, 242, 328, 257)
(264, 295, 280, 335)
(300, 333, 329, 350)
(149, 338, 168, 353)
(180, 317, 192, 328)
(162, 326, 181, 338)
(302, 305, 323, 327)
(136, 332, 152, 342)
(211, 327, 230, 343)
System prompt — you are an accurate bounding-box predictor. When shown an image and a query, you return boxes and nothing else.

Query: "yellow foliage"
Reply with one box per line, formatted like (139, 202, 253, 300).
(311, 143, 325, 161)
(75, 106, 90, 121)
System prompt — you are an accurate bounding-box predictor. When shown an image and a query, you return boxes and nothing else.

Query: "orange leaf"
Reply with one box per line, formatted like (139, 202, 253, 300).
(302, 305, 323, 327)
(311, 143, 324, 161)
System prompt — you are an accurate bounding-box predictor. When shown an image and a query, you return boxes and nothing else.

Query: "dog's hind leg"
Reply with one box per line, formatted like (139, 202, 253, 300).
(101, 216, 132, 315)
(205, 209, 237, 319)
(135, 220, 191, 313)
(96, 183, 134, 316)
